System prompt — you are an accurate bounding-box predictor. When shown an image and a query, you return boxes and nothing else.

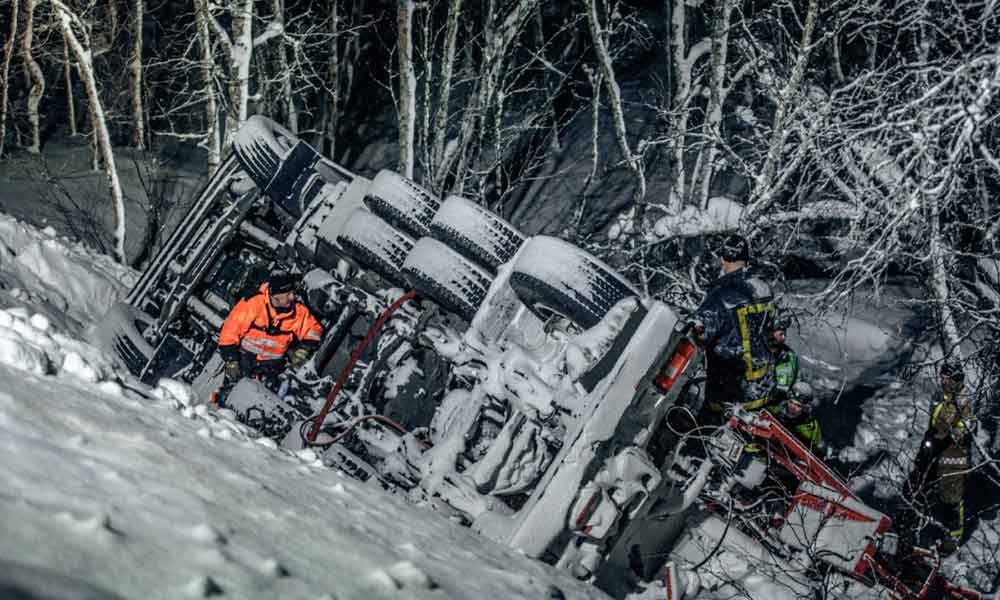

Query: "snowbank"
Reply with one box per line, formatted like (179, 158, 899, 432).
(0, 214, 135, 333)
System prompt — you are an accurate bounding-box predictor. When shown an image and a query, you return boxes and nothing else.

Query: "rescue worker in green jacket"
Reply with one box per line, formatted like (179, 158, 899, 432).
(906, 360, 974, 555)
(744, 319, 799, 412)
(776, 381, 824, 454)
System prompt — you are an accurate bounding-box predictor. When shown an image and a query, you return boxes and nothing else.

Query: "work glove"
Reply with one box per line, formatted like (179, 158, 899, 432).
(289, 347, 312, 370)
(224, 359, 242, 382)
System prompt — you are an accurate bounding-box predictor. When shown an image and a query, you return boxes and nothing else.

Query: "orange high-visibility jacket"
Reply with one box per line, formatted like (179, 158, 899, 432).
(218, 283, 323, 362)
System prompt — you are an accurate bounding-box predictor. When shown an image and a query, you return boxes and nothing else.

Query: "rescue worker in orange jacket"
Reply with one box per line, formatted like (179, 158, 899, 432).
(215, 271, 322, 407)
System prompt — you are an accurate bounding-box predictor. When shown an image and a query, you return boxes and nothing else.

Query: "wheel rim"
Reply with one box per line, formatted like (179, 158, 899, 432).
(533, 302, 580, 335)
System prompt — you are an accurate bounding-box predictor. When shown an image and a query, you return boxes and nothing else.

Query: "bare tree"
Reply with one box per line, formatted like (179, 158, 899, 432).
(584, 0, 645, 205)
(54, 0, 126, 263)
(0, 0, 20, 158)
(745, 0, 820, 221)
(193, 0, 220, 173)
(224, 0, 253, 148)
(62, 32, 77, 136)
(693, 0, 735, 210)
(129, 0, 145, 148)
(429, 0, 461, 187)
(20, 0, 44, 154)
(397, 0, 415, 178)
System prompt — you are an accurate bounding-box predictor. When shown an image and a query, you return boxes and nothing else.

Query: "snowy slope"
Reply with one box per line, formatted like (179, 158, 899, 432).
(0, 214, 135, 334)
(0, 215, 608, 599)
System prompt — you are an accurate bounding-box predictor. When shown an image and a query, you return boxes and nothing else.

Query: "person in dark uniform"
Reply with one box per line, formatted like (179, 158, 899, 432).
(691, 234, 777, 425)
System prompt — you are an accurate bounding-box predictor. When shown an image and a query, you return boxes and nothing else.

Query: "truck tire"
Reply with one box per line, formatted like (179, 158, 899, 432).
(509, 236, 639, 330)
(403, 237, 492, 322)
(336, 209, 415, 287)
(232, 115, 300, 190)
(430, 195, 525, 273)
(364, 170, 440, 238)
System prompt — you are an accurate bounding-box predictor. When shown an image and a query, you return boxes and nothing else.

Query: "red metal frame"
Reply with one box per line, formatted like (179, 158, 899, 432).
(725, 410, 987, 600)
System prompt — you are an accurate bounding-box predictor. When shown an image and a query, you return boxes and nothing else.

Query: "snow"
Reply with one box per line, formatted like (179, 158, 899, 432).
(0, 217, 608, 600)
(0, 213, 135, 333)
(652, 197, 743, 240)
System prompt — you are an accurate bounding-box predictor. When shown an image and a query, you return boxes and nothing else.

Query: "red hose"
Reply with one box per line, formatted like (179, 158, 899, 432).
(325, 414, 432, 448)
(307, 289, 417, 444)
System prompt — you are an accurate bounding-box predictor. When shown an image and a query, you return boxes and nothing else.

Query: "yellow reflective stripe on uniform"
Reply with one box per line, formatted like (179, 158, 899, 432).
(303, 331, 322, 341)
(931, 400, 971, 434)
(743, 396, 771, 411)
(736, 302, 776, 381)
(951, 501, 965, 539)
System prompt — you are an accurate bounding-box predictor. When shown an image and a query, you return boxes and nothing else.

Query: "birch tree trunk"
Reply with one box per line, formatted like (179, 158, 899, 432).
(54, 0, 127, 264)
(667, 0, 688, 210)
(695, 0, 734, 209)
(585, 0, 645, 204)
(130, 0, 145, 148)
(431, 0, 461, 185)
(321, 0, 338, 156)
(929, 191, 962, 359)
(20, 0, 44, 154)
(225, 0, 253, 150)
(194, 0, 220, 174)
(63, 33, 77, 136)
(667, 0, 711, 212)
(397, 0, 416, 178)
(918, 0, 963, 359)
(747, 0, 819, 219)
(0, 0, 19, 159)
(272, 0, 297, 132)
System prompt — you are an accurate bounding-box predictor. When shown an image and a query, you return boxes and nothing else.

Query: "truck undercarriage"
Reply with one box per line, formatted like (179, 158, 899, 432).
(96, 116, 989, 600)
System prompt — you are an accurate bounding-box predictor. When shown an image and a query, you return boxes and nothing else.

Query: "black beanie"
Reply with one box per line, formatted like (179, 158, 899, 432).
(940, 360, 965, 383)
(268, 272, 297, 294)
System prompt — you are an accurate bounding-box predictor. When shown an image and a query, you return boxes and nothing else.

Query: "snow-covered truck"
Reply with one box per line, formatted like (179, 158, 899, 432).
(101, 116, 988, 600)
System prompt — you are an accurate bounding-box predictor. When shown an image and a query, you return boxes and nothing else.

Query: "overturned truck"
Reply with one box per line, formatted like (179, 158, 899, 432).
(102, 116, 988, 600)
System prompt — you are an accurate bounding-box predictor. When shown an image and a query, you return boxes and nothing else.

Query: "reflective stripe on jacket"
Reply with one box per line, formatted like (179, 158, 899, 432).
(930, 390, 974, 443)
(218, 283, 323, 362)
(693, 267, 777, 406)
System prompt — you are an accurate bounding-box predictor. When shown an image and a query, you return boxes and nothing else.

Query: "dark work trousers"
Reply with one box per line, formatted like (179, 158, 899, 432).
(215, 354, 285, 408)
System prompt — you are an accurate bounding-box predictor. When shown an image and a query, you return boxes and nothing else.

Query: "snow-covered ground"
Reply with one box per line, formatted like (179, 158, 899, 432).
(0, 213, 607, 599)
